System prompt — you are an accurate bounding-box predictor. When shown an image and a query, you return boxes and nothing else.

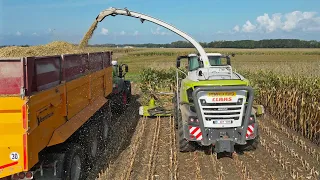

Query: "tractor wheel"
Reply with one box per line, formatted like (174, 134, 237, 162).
(125, 81, 132, 104)
(177, 111, 196, 152)
(61, 143, 86, 180)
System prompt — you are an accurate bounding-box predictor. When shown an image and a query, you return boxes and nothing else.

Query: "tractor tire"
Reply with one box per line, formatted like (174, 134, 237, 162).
(111, 92, 126, 114)
(61, 143, 86, 180)
(125, 81, 132, 104)
(177, 111, 196, 152)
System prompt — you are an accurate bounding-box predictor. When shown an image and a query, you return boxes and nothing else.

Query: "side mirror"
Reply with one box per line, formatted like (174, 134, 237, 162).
(119, 66, 123, 78)
(176, 60, 180, 68)
(125, 65, 129, 72)
(227, 57, 231, 65)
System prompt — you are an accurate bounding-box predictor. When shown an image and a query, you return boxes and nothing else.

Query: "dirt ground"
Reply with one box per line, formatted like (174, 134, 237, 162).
(86, 88, 320, 180)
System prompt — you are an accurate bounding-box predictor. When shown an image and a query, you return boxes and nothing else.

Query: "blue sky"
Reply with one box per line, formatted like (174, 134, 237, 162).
(1, 0, 320, 45)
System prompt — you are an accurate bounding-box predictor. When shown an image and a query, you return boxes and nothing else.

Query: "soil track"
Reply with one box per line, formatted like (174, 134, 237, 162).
(88, 90, 320, 180)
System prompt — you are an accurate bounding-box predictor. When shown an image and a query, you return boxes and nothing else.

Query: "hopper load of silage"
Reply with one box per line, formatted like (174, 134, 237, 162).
(0, 41, 86, 58)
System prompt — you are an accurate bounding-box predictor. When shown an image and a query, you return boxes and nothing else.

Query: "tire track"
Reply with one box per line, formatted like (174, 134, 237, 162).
(98, 115, 147, 180)
(129, 118, 157, 179)
(122, 116, 148, 180)
(169, 116, 178, 180)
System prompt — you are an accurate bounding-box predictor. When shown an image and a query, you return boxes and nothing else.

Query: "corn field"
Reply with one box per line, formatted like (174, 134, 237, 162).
(240, 70, 320, 145)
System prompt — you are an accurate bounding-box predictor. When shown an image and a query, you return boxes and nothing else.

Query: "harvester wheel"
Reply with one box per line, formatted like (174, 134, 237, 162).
(172, 95, 178, 129)
(177, 111, 196, 152)
(62, 143, 85, 180)
(239, 135, 259, 151)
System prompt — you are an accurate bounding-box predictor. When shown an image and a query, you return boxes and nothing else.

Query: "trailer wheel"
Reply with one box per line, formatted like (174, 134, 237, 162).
(100, 102, 111, 144)
(62, 143, 85, 180)
(83, 122, 101, 163)
(177, 111, 196, 152)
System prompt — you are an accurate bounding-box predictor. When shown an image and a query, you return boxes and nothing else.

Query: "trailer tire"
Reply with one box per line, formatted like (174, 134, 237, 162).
(177, 111, 196, 152)
(99, 102, 111, 147)
(62, 143, 85, 180)
(83, 122, 101, 163)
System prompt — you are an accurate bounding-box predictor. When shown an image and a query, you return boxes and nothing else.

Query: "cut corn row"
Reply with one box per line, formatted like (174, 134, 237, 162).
(260, 123, 320, 179)
(233, 153, 253, 180)
(269, 119, 320, 162)
(259, 137, 306, 180)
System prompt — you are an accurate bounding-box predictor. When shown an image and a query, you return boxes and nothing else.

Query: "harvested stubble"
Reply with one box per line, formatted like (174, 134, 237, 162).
(0, 41, 84, 58)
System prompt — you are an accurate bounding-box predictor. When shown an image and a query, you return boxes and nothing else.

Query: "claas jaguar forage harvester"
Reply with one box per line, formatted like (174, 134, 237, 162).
(94, 7, 264, 154)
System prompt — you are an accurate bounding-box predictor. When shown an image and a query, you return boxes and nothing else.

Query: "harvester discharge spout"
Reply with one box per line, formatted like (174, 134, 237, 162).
(95, 7, 210, 68)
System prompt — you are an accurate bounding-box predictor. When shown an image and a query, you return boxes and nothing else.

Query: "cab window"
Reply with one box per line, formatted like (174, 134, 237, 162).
(208, 56, 221, 65)
(188, 56, 200, 71)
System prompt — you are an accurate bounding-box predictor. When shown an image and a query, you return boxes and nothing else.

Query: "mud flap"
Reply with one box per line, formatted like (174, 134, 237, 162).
(215, 139, 235, 153)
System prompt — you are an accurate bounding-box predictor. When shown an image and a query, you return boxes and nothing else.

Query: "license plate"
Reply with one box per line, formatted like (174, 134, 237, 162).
(208, 92, 236, 97)
(213, 120, 233, 124)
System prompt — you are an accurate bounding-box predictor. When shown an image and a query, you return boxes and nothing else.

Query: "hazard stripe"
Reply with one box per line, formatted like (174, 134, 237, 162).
(195, 132, 202, 139)
(190, 127, 200, 135)
(189, 126, 203, 140)
(0, 162, 18, 169)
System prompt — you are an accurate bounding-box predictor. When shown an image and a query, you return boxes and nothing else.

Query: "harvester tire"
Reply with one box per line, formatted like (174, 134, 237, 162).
(239, 135, 259, 151)
(172, 95, 178, 129)
(62, 143, 85, 180)
(177, 111, 196, 152)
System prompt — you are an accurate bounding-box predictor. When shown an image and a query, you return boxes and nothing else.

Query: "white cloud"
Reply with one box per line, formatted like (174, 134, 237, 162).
(32, 32, 39, 36)
(242, 21, 256, 33)
(235, 11, 320, 33)
(256, 13, 282, 33)
(100, 28, 109, 35)
(151, 27, 170, 35)
(16, 31, 22, 36)
(133, 31, 139, 36)
(233, 25, 240, 32)
(120, 30, 126, 35)
(282, 11, 318, 32)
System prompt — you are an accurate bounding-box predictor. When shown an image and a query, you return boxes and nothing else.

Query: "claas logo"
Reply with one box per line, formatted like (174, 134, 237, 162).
(212, 97, 232, 102)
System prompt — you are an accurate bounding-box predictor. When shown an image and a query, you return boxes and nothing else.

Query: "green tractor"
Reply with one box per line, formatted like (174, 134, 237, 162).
(110, 60, 132, 113)
(173, 53, 263, 154)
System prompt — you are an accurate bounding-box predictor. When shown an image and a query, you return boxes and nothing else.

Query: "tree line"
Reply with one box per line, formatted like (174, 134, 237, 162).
(89, 39, 320, 48)
(1, 39, 320, 49)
